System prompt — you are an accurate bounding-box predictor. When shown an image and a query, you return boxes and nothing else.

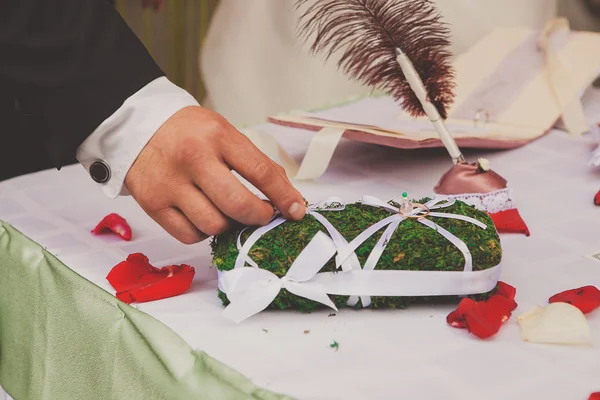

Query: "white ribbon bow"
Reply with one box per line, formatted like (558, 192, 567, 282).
(233, 197, 365, 306)
(221, 231, 338, 323)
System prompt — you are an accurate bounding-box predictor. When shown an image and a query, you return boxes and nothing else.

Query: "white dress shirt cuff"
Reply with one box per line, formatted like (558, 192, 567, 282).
(76, 76, 200, 199)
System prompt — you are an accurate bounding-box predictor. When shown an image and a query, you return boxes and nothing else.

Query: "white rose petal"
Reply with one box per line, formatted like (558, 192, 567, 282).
(517, 303, 592, 346)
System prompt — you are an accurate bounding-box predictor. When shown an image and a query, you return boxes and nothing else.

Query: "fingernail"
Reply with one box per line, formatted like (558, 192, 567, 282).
(288, 202, 306, 220)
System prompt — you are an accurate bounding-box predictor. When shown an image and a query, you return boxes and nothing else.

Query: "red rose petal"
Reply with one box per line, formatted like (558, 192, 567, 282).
(115, 265, 195, 303)
(486, 295, 517, 322)
(92, 213, 132, 241)
(106, 253, 156, 292)
(446, 298, 504, 339)
(446, 298, 476, 329)
(549, 286, 600, 315)
(489, 209, 530, 236)
(106, 253, 195, 304)
(447, 310, 467, 328)
(495, 281, 517, 301)
(446, 298, 475, 329)
(447, 286, 519, 339)
(594, 190, 600, 206)
(463, 301, 504, 339)
(589, 392, 600, 400)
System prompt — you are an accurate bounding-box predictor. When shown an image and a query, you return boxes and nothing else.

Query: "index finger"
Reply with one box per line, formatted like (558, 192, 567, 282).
(221, 129, 306, 221)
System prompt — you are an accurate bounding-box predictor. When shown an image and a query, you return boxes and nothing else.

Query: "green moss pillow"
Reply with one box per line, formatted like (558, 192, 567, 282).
(211, 196, 502, 322)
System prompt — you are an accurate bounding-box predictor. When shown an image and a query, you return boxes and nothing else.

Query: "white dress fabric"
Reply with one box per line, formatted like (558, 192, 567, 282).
(200, 0, 558, 127)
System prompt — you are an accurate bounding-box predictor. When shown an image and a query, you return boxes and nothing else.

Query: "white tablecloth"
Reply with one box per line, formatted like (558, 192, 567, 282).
(2, 89, 600, 400)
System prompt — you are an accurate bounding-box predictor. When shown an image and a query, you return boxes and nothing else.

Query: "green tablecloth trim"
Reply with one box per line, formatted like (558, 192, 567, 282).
(0, 221, 294, 400)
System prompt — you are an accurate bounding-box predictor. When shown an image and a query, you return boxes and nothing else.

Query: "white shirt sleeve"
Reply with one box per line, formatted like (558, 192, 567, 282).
(76, 76, 200, 199)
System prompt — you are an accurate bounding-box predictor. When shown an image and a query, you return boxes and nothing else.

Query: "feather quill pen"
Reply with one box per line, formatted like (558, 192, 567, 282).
(295, 0, 455, 119)
(296, 0, 466, 163)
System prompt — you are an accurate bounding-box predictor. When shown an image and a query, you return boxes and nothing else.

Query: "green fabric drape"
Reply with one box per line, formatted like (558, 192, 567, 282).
(0, 221, 293, 400)
(115, 0, 219, 102)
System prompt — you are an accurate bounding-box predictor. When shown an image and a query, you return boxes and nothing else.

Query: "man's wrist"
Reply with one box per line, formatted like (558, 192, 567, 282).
(76, 77, 200, 199)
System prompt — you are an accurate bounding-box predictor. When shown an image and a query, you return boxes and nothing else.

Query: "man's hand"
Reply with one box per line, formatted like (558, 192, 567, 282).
(124, 106, 306, 244)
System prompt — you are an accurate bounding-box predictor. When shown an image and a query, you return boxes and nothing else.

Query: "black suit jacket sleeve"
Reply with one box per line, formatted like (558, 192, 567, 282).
(0, 0, 164, 169)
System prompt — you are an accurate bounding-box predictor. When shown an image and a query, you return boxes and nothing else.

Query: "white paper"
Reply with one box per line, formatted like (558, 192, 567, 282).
(300, 96, 490, 137)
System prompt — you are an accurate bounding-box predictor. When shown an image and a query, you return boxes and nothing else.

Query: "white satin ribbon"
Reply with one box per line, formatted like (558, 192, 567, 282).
(537, 18, 589, 136)
(221, 231, 339, 323)
(336, 196, 486, 270)
(220, 196, 498, 323)
(241, 126, 345, 181)
(235, 198, 349, 268)
(294, 127, 345, 180)
(235, 217, 287, 269)
(336, 196, 487, 307)
(306, 200, 366, 307)
(308, 264, 501, 298)
(234, 197, 366, 307)
(221, 257, 501, 323)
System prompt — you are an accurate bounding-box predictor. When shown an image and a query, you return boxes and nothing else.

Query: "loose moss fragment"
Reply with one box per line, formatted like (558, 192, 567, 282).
(211, 198, 502, 313)
(330, 341, 339, 351)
